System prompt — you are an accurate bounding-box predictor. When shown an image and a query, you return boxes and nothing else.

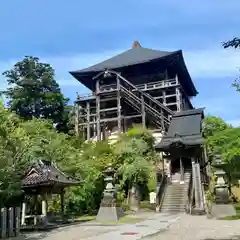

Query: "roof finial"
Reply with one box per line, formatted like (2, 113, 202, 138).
(132, 40, 141, 48)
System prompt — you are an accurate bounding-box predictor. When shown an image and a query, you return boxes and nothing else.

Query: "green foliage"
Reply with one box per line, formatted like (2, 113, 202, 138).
(223, 37, 240, 49)
(147, 167, 157, 192)
(0, 57, 158, 214)
(113, 126, 156, 204)
(2, 56, 69, 132)
(126, 125, 155, 150)
(205, 115, 240, 188)
(203, 115, 230, 138)
(0, 73, 157, 213)
(223, 37, 240, 92)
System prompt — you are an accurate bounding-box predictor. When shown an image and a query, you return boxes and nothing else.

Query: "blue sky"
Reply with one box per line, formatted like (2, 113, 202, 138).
(0, 0, 240, 125)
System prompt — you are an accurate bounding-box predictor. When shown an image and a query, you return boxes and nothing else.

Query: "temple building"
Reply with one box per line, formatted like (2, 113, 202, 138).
(70, 41, 207, 214)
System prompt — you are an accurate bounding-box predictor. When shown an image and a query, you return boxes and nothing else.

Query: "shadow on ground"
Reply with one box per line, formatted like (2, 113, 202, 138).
(204, 236, 240, 240)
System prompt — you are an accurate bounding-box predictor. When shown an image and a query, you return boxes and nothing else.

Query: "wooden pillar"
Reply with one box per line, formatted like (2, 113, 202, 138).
(141, 94, 146, 127)
(162, 90, 166, 106)
(74, 103, 79, 136)
(176, 87, 181, 112)
(96, 79, 101, 140)
(86, 101, 90, 140)
(162, 91, 167, 128)
(21, 202, 26, 225)
(116, 76, 121, 133)
(60, 190, 65, 215)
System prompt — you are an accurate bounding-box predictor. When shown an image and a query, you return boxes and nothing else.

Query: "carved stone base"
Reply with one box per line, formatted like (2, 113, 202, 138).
(191, 208, 205, 215)
(96, 206, 124, 221)
(96, 190, 124, 221)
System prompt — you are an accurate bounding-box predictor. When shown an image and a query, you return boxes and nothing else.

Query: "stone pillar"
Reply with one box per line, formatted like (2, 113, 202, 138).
(41, 193, 48, 225)
(8, 207, 14, 237)
(192, 158, 205, 214)
(180, 157, 184, 183)
(1, 208, 7, 238)
(15, 207, 21, 236)
(21, 202, 26, 225)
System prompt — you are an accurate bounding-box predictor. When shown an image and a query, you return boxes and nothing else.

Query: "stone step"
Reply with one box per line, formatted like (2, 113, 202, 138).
(164, 192, 187, 196)
(162, 199, 185, 203)
(161, 206, 185, 210)
(162, 205, 186, 209)
(162, 202, 185, 206)
(164, 196, 186, 199)
(162, 203, 186, 208)
(161, 209, 185, 213)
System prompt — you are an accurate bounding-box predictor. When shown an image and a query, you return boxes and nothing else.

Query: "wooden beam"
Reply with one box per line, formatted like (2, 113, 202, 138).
(99, 107, 118, 112)
(141, 94, 146, 127)
(176, 87, 181, 111)
(78, 114, 142, 126)
(74, 103, 79, 136)
(117, 76, 121, 133)
(96, 79, 101, 141)
(86, 101, 90, 140)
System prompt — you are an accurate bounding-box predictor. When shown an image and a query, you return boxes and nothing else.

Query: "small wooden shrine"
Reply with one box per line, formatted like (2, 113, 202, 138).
(21, 159, 79, 226)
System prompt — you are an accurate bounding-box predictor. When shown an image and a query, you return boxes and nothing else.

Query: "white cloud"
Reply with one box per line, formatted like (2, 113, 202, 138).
(226, 119, 240, 127)
(51, 47, 240, 84)
(0, 46, 239, 122)
(183, 48, 240, 78)
(0, 47, 239, 89)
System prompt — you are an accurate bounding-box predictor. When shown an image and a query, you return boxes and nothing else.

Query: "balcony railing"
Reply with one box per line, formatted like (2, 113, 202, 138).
(76, 78, 179, 101)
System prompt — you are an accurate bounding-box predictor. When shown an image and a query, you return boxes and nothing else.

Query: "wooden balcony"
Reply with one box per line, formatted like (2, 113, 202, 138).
(76, 78, 179, 101)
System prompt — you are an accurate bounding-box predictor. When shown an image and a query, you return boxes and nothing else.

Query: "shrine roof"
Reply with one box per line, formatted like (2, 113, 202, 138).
(71, 47, 176, 74)
(22, 160, 79, 188)
(70, 41, 198, 97)
(156, 108, 205, 151)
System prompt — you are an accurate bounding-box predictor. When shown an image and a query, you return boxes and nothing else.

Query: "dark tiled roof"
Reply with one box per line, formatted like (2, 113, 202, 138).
(156, 108, 205, 150)
(22, 160, 79, 188)
(69, 42, 198, 97)
(71, 47, 177, 73)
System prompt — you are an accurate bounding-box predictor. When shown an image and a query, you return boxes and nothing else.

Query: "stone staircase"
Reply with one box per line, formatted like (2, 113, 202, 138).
(161, 171, 191, 213)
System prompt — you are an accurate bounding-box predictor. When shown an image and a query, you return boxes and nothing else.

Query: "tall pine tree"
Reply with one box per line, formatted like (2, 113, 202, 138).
(2, 56, 70, 131)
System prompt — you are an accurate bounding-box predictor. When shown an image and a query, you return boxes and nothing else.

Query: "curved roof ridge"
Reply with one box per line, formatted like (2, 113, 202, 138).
(71, 47, 179, 74)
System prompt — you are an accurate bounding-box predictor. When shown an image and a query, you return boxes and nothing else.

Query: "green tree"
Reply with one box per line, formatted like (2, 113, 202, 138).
(223, 37, 240, 49)
(203, 115, 231, 138)
(223, 37, 240, 91)
(2, 56, 69, 130)
(0, 102, 26, 206)
(113, 126, 155, 211)
(65, 141, 114, 214)
(207, 127, 240, 191)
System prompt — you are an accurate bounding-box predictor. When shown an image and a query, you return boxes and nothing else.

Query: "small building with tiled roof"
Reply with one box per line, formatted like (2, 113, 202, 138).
(21, 159, 80, 227)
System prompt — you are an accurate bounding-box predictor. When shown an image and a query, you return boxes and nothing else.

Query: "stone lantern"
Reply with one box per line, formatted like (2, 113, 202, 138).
(212, 154, 229, 204)
(96, 164, 124, 221)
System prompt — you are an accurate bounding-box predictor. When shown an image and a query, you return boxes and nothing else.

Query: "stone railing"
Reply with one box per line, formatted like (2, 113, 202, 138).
(0, 206, 21, 238)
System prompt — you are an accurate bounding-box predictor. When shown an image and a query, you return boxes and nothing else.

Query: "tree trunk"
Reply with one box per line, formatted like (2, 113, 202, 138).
(129, 184, 140, 211)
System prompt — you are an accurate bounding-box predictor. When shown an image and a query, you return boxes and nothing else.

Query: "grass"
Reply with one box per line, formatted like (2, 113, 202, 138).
(218, 200, 240, 220)
(75, 213, 143, 225)
(75, 200, 155, 225)
(76, 215, 97, 221)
